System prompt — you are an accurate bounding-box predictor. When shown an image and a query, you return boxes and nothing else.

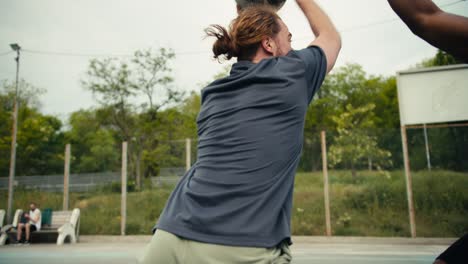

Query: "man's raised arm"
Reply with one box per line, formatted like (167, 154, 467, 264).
(296, 0, 342, 73)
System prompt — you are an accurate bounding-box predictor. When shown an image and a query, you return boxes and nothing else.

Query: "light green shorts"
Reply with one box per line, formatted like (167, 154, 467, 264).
(138, 229, 292, 264)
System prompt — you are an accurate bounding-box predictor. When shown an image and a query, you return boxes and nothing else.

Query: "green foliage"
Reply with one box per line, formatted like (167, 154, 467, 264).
(328, 104, 392, 176)
(178, 91, 201, 121)
(15, 111, 64, 175)
(0, 79, 46, 110)
(0, 80, 65, 176)
(132, 48, 182, 111)
(291, 170, 468, 237)
(82, 58, 134, 110)
(64, 110, 120, 173)
(82, 48, 180, 116)
(2, 170, 466, 236)
(80, 48, 186, 188)
(106, 181, 136, 193)
(301, 63, 397, 172)
(61, 92, 199, 178)
(1, 47, 467, 183)
(417, 50, 464, 68)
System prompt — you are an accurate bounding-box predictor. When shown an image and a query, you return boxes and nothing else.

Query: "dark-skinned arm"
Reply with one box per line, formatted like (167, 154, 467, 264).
(388, 0, 468, 61)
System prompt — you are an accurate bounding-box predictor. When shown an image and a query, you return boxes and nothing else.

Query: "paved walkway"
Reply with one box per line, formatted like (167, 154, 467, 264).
(0, 236, 454, 264)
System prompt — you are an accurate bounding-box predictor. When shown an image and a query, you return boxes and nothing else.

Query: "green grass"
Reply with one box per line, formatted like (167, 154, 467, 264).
(1, 170, 467, 237)
(292, 170, 468, 237)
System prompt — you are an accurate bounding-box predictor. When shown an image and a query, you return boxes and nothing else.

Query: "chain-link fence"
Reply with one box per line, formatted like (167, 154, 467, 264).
(294, 126, 468, 238)
(1, 126, 467, 238)
(0, 138, 191, 236)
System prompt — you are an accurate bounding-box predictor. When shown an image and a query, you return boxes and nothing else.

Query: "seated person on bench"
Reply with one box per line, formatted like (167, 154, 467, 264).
(16, 202, 42, 244)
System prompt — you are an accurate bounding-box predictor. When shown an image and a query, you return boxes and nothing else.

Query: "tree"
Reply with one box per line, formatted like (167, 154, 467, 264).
(300, 64, 399, 172)
(178, 91, 201, 135)
(81, 48, 183, 190)
(82, 57, 135, 141)
(15, 110, 64, 175)
(133, 48, 182, 115)
(65, 109, 120, 173)
(328, 104, 392, 178)
(0, 79, 64, 176)
(418, 50, 464, 68)
(132, 49, 185, 188)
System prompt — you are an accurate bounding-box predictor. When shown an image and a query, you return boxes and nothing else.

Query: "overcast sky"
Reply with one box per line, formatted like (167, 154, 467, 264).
(0, 0, 467, 119)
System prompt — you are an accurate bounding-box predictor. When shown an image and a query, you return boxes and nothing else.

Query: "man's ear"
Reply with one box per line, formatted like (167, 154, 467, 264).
(261, 37, 275, 55)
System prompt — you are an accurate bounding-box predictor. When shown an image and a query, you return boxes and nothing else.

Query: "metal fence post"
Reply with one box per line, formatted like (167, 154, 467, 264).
(423, 124, 431, 171)
(321, 131, 332, 236)
(401, 126, 417, 238)
(63, 144, 71, 210)
(121, 142, 128, 236)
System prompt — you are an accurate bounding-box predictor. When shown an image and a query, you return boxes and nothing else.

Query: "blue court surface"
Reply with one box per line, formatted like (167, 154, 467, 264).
(0, 236, 453, 264)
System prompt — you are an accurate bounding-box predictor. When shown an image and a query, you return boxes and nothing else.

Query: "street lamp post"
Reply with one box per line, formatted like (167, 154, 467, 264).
(7, 43, 21, 223)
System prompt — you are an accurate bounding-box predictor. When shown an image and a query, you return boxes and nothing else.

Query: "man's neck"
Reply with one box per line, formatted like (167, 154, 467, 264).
(251, 50, 273, 64)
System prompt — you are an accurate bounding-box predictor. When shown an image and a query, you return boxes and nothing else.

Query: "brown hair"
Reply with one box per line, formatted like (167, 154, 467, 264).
(205, 6, 281, 61)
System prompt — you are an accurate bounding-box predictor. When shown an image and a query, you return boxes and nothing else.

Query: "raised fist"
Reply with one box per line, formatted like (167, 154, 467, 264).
(236, 0, 287, 11)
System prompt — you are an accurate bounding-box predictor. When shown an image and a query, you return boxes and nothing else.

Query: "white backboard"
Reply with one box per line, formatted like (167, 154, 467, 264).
(397, 65, 468, 126)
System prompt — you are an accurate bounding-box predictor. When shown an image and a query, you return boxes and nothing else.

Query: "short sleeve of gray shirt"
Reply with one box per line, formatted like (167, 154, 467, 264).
(288, 45, 328, 103)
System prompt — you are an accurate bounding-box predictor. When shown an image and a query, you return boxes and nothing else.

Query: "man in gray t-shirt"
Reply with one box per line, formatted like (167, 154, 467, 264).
(156, 45, 327, 248)
(140, 1, 341, 263)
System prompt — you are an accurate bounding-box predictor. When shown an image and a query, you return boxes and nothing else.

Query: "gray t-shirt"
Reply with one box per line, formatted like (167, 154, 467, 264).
(155, 46, 327, 248)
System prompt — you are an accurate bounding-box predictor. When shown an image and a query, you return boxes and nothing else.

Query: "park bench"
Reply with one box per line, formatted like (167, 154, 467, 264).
(0, 209, 22, 245)
(0, 208, 80, 245)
